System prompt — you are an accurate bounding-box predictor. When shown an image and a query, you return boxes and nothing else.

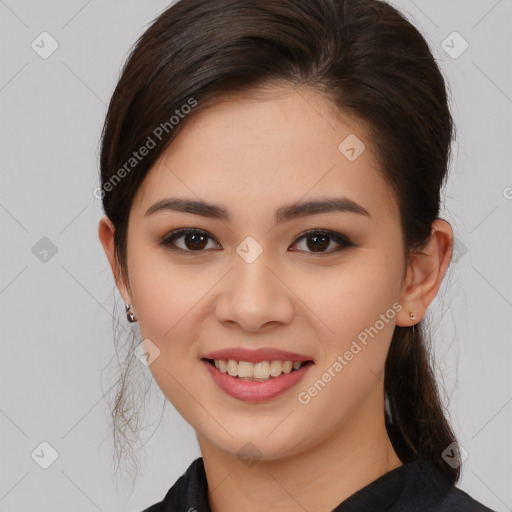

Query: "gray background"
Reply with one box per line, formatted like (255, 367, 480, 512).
(0, 0, 511, 511)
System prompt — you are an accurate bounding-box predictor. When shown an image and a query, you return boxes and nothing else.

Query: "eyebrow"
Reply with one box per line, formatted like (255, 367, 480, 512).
(145, 196, 371, 223)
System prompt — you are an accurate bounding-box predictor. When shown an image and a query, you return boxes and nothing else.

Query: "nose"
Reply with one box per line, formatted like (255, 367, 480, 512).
(214, 250, 295, 333)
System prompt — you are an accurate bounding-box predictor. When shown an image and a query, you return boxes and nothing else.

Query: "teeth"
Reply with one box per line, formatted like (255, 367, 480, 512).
(227, 359, 238, 377)
(213, 359, 305, 380)
(282, 361, 293, 374)
(269, 360, 282, 377)
(238, 361, 253, 378)
(254, 361, 270, 379)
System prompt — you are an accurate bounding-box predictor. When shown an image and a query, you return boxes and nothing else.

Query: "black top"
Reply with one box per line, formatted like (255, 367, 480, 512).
(142, 457, 495, 512)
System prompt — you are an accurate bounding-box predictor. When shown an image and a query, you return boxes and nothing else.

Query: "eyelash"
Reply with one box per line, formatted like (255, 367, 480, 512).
(159, 228, 355, 256)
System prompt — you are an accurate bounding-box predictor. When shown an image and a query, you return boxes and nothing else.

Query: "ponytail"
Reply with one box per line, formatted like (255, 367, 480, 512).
(385, 324, 460, 484)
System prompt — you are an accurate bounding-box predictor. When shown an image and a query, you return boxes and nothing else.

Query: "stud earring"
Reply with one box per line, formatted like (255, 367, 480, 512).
(125, 303, 137, 323)
(409, 312, 415, 321)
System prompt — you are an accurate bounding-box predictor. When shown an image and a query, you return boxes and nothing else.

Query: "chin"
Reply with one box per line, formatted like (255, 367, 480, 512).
(197, 418, 315, 463)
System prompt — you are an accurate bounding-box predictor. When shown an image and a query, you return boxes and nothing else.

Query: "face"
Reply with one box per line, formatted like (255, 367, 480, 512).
(118, 85, 408, 461)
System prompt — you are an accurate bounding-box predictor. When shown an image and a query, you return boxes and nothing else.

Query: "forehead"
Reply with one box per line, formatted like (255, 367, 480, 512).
(132, 85, 398, 224)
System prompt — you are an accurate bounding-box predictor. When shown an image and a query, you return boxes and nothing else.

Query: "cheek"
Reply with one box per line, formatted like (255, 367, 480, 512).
(126, 248, 214, 417)
(295, 265, 400, 431)
(303, 253, 402, 352)
(128, 242, 202, 339)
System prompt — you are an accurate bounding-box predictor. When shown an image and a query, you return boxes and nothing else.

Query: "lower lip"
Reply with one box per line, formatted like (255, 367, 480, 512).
(202, 360, 313, 402)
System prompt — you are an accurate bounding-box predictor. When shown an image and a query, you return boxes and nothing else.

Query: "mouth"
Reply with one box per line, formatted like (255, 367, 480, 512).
(200, 348, 315, 402)
(202, 358, 314, 382)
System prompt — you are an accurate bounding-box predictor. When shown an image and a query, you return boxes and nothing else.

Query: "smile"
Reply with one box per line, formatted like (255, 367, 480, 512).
(201, 351, 314, 402)
(207, 358, 308, 381)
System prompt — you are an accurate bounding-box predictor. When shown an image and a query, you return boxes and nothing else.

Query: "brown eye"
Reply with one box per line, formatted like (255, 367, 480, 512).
(160, 228, 354, 256)
(290, 229, 354, 254)
(181, 232, 208, 250)
(160, 229, 221, 254)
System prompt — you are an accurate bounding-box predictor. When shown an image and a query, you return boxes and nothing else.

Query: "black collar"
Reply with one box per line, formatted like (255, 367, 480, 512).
(143, 456, 493, 512)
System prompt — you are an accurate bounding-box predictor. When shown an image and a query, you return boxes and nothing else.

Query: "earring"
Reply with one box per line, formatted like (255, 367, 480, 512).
(125, 303, 137, 323)
(409, 312, 416, 321)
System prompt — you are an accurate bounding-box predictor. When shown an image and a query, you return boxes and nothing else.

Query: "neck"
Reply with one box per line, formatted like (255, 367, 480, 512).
(197, 412, 402, 512)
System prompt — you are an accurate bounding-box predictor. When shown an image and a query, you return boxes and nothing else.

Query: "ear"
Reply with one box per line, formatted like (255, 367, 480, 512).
(98, 215, 132, 306)
(396, 218, 453, 327)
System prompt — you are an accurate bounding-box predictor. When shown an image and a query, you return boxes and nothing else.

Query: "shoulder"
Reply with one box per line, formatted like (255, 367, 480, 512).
(400, 459, 496, 512)
(140, 457, 208, 512)
(431, 486, 496, 512)
(141, 502, 163, 512)
(335, 457, 497, 512)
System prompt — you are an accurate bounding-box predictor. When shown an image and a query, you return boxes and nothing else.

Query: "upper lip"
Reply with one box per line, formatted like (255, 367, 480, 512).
(201, 347, 314, 363)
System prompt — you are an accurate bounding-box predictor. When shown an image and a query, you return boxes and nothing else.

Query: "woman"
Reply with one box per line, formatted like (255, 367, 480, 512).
(97, 0, 496, 510)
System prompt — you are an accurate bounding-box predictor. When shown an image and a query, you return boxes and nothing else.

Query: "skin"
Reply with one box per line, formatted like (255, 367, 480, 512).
(99, 85, 453, 512)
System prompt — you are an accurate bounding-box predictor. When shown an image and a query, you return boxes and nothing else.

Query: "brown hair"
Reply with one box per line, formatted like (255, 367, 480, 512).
(100, 0, 460, 484)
